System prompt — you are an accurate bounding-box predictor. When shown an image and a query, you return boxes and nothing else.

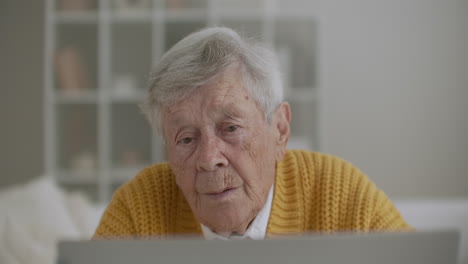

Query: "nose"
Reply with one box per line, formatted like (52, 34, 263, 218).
(196, 135, 228, 172)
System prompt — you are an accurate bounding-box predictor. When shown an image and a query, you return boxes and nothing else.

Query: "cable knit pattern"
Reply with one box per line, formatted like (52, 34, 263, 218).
(94, 150, 410, 238)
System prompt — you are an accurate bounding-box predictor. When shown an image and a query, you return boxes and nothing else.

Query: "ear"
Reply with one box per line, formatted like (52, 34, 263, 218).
(273, 102, 291, 162)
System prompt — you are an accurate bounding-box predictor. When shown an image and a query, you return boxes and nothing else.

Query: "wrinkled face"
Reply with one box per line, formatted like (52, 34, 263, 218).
(162, 66, 290, 234)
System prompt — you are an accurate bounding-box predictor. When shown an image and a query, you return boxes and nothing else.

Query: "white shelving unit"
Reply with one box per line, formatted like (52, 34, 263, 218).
(44, 0, 320, 203)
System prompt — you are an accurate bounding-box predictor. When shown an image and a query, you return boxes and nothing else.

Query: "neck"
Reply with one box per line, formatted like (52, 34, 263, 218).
(212, 217, 255, 237)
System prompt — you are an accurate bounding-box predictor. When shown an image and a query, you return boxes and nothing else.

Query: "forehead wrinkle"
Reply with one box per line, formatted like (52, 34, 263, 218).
(166, 92, 221, 133)
(220, 84, 263, 122)
(221, 81, 235, 103)
(166, 66, 254, 131)
(165, 105, 193, 127)
(222, 102, 247, 121)
(215, 87, 251, 124)
(196, 80, 237, 119)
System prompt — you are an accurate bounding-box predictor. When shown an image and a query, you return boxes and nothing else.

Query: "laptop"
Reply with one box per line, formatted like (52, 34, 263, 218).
(57, 230, 460, 264)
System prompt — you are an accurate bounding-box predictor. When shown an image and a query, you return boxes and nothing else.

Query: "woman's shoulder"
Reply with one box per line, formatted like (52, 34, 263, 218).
(283, 149, 358, 170)
(282, 149, 370, 187)
(113, 162, 178, 203)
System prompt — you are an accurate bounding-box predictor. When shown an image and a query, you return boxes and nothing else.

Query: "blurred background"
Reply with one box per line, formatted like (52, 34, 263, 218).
(1, 0, 467, 263)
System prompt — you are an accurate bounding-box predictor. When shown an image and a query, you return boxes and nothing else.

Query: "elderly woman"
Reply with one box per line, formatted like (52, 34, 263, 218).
(94, 27, 410, 239)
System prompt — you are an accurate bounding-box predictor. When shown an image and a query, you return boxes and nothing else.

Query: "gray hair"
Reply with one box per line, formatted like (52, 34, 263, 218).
(140, 27, 283, 133)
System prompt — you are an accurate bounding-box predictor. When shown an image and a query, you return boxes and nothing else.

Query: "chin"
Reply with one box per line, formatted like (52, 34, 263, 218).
(198, 207, 251, 233)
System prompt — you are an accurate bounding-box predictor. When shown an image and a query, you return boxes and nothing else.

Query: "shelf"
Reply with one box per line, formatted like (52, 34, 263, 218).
(164, 9, 208, 21)
(289, 99, 318, 148)
(271, 11, 321, 19)
(55, 11, 99, 24)
(164, 0, 208, 11)
(55, 89, 98, 103)
(110, 11, 153, 22)
(54, 89, 148, 103)
(218, 19, 264, 40)
(111, 103, 152, 172)
(213, 0, 264, 12)
(45, 0, 319, 203)
(164, 20, 207, 51)
(274, 18, 318, 88)
(273, 0, 321, 16)
(56, 104, 98, 171)
(111, 166, 147, 182)
(56, 169, 99, 184)
(55, 23, 98, 91)
(110, 90, 146, 103)
(214, 10, 265, 19)
(111, 22, 152, 90)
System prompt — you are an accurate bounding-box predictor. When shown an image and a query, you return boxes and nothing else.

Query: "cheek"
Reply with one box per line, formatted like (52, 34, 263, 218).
(168, 142, 195, 162)
(237, 128, 275, 177)
(240, 125, 272, 158)
(168, 151, 195, 193)
(173, 165, 197, 196)
(167, 142, 193, 171)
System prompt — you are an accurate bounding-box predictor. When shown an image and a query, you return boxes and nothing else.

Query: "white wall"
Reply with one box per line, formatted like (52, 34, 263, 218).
(319, 0, 468, 197)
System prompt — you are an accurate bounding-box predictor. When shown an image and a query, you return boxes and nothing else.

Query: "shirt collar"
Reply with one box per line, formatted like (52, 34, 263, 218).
(201, 185, 274, 240)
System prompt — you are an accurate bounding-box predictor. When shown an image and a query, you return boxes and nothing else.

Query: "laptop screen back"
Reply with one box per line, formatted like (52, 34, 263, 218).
(57, 230, 460, 264)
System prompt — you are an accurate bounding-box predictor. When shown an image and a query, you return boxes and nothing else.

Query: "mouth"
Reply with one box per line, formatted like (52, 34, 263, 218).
(204, 187, 238, 200)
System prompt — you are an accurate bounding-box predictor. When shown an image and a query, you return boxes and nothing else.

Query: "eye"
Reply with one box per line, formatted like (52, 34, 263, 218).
(225, 124, 239, 133)
(179, 137, 193, 145)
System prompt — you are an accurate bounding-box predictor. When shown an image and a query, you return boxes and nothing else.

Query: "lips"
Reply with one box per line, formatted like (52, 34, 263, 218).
(206, 187, 234, 195)
(203, 187, 238, 199)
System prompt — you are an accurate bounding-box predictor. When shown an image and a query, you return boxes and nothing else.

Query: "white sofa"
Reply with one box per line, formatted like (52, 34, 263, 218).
(0, 176, 466, 264)
(0, 176, 104, 264)
(395, 199, 468, 264)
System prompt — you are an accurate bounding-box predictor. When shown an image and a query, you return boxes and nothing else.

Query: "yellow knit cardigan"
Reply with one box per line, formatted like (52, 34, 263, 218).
(94, 150, 410, 238)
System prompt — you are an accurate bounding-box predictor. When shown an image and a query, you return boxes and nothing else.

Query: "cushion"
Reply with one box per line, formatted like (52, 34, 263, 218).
(0, 176, 80, 264)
